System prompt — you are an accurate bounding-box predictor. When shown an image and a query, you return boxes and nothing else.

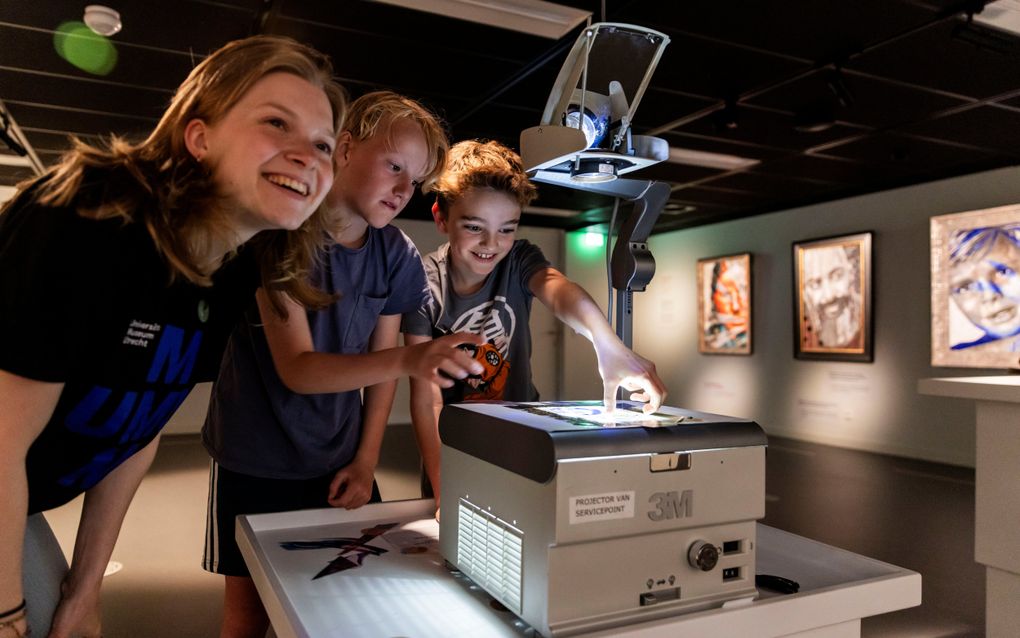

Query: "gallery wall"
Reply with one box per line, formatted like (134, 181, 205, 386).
(561, 165, 1020, 468)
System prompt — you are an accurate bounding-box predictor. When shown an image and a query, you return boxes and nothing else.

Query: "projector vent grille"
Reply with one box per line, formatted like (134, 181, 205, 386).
(457, 498, 524, 614)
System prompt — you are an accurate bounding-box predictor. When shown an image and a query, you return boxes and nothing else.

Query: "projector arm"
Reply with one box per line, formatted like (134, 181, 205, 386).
(609, 180, 670, 348)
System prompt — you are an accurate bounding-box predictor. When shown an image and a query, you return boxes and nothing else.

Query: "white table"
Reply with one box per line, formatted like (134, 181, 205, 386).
(919, 375, 1020, 637)
(237, 499, 919, 638)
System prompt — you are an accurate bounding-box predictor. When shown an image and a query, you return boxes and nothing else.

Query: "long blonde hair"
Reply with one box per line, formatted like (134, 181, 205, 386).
(17, 35, 346, 309)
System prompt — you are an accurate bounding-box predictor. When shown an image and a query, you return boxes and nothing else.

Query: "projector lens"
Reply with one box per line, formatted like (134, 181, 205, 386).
(564, 106, 609, 149)
(570, 158, 618, 183)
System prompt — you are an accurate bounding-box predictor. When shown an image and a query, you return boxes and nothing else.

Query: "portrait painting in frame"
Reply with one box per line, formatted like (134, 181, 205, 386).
(697, 252, 751, 355)
(931, 204, 1020, 369)
(793, 232, 873, 362)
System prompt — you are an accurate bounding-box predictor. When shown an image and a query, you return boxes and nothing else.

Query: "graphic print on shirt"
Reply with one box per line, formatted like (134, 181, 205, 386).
(450, 296, 515, 400)
(58, 320, 201, 491)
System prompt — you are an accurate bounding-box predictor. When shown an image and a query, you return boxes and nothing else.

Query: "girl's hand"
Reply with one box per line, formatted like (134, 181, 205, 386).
(48, 576, 103, 638)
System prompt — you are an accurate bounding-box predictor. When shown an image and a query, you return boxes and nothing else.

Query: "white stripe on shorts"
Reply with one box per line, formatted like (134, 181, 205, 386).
(203, 459, 219, 571)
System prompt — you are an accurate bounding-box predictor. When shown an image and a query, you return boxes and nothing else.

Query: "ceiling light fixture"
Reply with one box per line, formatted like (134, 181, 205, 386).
(974, 0, 1020, 36)
(667, 147, 760, 170)
(368, 0, 590, 39)
(661, 203, 697, 215)
(84, 5, 122, 37)
(522, 205, 582, 218)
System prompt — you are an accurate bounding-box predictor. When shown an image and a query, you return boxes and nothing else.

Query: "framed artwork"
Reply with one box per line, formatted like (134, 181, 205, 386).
(931, 204, 1020, 369)
(697, 252, 752, 355)
(793, 232, 873, 362)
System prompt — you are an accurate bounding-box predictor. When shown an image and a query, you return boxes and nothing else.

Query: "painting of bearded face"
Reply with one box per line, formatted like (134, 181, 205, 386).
(697, 253, 751, 355)
(794, 232, 873, 361)
(931, 205, 1020, 369)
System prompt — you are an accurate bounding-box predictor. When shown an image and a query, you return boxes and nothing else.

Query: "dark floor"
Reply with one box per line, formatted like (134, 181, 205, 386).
(762, 437, 982, 637)
(47, 429, 982, 637)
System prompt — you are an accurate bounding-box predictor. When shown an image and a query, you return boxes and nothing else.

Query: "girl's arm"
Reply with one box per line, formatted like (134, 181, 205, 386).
(0, 370, 62, 637)
(256, 288, 483, 394)
(50, 434, 161, 638)
(327, 314, 400, 509)
(0, 371, 157, 638)
(528, 267, 667, 412)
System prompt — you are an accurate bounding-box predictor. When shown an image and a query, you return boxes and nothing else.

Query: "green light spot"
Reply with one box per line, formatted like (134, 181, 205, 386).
(569, 229, 607, 261)
(582, 231, 605, 248)
(54, 22, 118, 76)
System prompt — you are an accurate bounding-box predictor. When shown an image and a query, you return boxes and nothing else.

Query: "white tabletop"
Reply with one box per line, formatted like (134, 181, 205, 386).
(237, 499, 920, 638)
(918, 375, 1020, 403)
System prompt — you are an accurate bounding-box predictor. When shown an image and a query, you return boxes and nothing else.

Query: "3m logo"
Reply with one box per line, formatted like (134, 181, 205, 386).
(647, 490, 693, 521)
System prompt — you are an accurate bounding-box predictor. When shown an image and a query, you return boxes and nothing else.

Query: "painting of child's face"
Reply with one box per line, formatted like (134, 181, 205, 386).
(950, 234, 1020, 338)
(932, 207, 1020, 369)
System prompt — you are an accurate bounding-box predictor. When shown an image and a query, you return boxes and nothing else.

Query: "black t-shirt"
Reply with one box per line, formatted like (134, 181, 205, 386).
(0, 184, 259, 513)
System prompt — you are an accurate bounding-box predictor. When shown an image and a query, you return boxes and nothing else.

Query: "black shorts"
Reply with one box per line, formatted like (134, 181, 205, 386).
(203, 461, 382, 577)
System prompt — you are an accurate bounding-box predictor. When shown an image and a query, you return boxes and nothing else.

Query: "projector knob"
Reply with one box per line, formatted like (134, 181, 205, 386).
(688, 541, 719, 571)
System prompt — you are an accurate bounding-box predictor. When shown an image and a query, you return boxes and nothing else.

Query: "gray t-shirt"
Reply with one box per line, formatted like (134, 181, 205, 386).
(203, 225, 429, 479)
(402, 239, 551, 403)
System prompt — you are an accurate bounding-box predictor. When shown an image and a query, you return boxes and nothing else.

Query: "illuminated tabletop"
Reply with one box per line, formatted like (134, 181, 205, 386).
(237, 499, 919, 638)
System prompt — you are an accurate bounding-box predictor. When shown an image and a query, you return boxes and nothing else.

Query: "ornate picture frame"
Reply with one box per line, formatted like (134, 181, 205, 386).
(931, 204, 1020, 369)
(793, 232, 873, 362)
(697, 252, 752, 355)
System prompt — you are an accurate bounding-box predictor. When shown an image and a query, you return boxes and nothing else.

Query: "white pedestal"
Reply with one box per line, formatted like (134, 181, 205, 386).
(918, 376, 1020, 637)
(237, 500, 919, 638)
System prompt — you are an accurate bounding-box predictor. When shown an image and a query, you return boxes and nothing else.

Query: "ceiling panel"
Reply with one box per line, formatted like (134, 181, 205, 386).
(901, 104, 1020, 155)
(615, 0, 935, 62)
(814, 131, 1000, 175)
(751, 154, 897, 185)
(649, 33, 810, 103)
(847, 19, 1020, 99)
(745, 69, 970, 129)
(0, 68, 171, 122)
(668, 105, 862, 151)
(0, 25, 197, 92)
(0, 0, 1018, 233)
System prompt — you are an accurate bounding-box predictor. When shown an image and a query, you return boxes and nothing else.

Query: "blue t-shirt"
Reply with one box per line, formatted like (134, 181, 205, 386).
(203, 225, 430, 479)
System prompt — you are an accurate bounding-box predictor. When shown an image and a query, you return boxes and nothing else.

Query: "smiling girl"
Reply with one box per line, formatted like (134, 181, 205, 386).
(0, 36, 345, 638)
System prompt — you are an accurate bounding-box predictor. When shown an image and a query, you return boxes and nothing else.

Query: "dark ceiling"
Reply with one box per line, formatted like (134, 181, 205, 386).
(2, 0, 1020, 234)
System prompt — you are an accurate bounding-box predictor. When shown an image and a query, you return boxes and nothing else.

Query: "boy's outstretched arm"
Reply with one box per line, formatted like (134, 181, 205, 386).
(256, 288, 483, 394)
(404, 333, 445, 510)
(328, 314, 403, 509)
(528, 267, 667, 413)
